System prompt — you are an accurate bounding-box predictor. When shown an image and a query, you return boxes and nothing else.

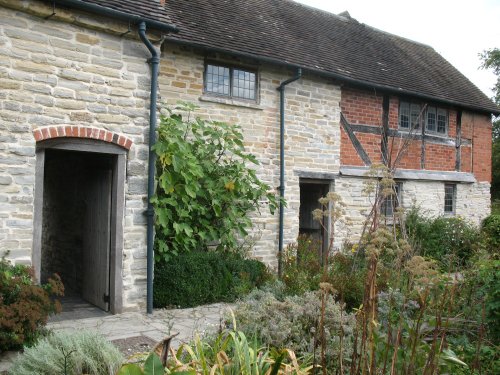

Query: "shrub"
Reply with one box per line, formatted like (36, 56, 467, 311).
(405, 208, 479, 268)
(0, 257, 64, 351)
(281, 235, 323, 295)
(328, 251, 367, 310)
(154, 251, 269, 308)
(231, 289, 356, 372)
(481, 214, 500, 252)
(152, 102, 278, 261)
(9, 330, 123, 375)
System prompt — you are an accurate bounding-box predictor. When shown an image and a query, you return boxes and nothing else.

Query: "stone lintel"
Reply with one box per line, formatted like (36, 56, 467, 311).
(294, 170, 337, 180)
(339, 166, 476, 183)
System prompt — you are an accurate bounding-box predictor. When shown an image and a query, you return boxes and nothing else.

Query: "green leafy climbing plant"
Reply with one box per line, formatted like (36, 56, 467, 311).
(152, 102, 278, 261)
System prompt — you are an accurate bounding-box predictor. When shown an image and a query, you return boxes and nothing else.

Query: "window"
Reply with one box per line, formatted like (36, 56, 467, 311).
(398, 102, 448, 135)
(398, 103, 421, 130)
(444, 184, 456, 214)
(426, 106, 437, 132)
(204, 63, 257, 100)
(381, 182, 402, 217)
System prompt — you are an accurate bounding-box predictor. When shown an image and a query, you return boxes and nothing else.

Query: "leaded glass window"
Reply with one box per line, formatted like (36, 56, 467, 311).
(444, 184, 456, 214)
(205, 63, 257, 100)
(399, 102, 422, 130)
(437, 108, 447, 134)
(381, 182, 402, 217)
(426, 106, 437, 132)
(399, 102, 410, 129)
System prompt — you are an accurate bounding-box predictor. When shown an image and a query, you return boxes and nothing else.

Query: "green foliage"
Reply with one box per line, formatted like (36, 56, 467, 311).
(481, 214, 500, 251)
(493, 125, 500, 199)
(0, 256, 64, 351)
(231, 289, 356, 372)
(280, 237, 381, 311)
(480, 48, 500, 200)
(9, 330, 124, 375)
(492, 199, 500, 215)
(328, 251, 367, 310)
(405, 207, 480, 268)
(153, 251, 269, 308)
(117, 353, 164, 375)
(152, 102, 278, 261)
(167, 328, 311, 374)
(466, 255, 500, 342)
(480, 48, 500, 106)
(280, 235, 322, 296)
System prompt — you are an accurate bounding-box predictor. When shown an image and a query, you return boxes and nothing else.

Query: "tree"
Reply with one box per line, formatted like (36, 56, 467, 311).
(152, 102, 278, 262)
(480, 48, 500, 200)
(480, 48, 500, 108)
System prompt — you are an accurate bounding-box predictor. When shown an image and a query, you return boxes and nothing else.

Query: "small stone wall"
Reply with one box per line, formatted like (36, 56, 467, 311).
(336, 175, 491, 246)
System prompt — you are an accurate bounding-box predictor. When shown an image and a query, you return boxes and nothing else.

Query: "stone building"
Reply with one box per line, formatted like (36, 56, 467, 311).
(1, 0, 498, 312)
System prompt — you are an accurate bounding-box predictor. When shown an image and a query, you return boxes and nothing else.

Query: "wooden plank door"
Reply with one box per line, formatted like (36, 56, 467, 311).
(82, 167, 112, 311)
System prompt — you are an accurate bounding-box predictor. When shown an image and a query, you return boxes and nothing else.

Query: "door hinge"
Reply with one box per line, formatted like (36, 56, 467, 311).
(103, 294, 110, 303)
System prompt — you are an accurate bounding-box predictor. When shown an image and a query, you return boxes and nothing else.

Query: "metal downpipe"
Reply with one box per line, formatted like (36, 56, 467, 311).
(276, 68, 302, 277)
(138, 22, 159, 314)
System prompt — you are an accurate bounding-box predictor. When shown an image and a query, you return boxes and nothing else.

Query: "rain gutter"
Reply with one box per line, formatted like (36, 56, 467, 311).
(53, 0, 178, 314)
(276, 68, 302, 277)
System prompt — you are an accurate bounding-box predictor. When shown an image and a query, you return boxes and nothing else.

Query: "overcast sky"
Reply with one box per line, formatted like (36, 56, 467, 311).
(295, 0, 499, 100)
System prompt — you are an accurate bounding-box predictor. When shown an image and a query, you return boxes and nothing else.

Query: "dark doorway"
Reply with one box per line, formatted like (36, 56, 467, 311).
(299, 180, 330, 262)
(41, 149, 114, 311)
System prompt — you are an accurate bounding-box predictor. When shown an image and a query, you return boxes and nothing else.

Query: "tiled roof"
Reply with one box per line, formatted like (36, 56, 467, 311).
(158, 0, 499, 114)
(60, 0, 174, 28)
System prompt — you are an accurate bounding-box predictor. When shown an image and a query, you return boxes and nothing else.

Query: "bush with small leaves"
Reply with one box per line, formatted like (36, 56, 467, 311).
(154, 251, 270, 308)
(231, 289, 356, 372)
(9, 330, 124, 375)
(0, 256, 64, 351)
(405, 207, 479, 269)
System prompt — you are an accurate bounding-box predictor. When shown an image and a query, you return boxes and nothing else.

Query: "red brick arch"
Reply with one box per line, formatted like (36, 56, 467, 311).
(33, 125, 133, 150)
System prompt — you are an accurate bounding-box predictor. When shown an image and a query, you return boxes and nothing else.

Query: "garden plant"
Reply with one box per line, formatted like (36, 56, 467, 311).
(0, 255, 64, 351)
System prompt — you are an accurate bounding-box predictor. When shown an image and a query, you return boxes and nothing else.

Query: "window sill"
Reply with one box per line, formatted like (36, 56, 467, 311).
(199, 95, 264, 110)
(398, 128, 449, 138)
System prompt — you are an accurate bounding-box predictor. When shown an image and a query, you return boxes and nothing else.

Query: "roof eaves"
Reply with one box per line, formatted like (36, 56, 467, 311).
(164, 37, 500, 116)
(53, 0, 179, 32)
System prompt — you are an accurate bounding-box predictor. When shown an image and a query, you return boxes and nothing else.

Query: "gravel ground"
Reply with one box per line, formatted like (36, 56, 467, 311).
(112, 335, 159, 358)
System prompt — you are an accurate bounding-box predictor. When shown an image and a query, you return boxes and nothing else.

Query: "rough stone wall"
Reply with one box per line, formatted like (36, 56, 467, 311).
(158, 44, 342, 265)
(404, 180, 490, 225)
(0, 3, 157, 310)
(334, 176, 373, 247)
(336, 176, 491, 246)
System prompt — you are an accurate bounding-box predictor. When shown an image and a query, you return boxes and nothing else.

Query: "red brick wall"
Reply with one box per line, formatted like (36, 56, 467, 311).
(340, 126, 364, 166)
(469, 113, 492, 182)
(341, 87, 383, 126)
(389, 141, 421, 169)
(425, 144, 456, 171)
(340, 87, 492, 182)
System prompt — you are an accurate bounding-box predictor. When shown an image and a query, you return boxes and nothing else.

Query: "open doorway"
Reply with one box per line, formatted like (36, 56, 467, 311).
(33, 139, 126, 314)
(41, 149, 113, 311)
(299, 180, 330, 263)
